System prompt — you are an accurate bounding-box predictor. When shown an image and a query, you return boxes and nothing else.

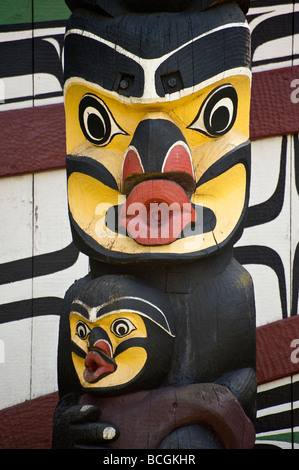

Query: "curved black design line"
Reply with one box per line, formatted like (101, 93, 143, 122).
(234, 244, 288, 318)
(245, 135, 287, 228)
(294, 134, 299, 196)
(247, 9, 297, 68)
(0, 297, 63, 324)
(291, 243, 299, 317)
(0, 243, 79, 286)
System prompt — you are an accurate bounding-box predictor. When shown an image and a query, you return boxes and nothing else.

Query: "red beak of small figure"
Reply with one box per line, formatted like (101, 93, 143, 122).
(84, 339, 116, 383)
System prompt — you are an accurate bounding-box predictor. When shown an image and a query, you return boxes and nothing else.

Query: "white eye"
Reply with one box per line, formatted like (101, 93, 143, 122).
(111, 318, 136, 338)
(79, 94, 126, 146)
(188, 85, 238, 138)
(76, 321, 91, 340)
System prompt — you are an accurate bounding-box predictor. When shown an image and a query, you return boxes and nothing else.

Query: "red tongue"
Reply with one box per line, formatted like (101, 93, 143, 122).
(119, 179, 196, 245)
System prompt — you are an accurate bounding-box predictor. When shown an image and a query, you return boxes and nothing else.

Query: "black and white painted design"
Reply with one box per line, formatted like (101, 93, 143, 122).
(1, 2, 298, 109)
(0, 171, 89, 409)
(248, 1, 299, 72)
(64, 16, 251, 101)
(235, 134, 299, 324)
(255, 374, 299, 448)
(0, 20, 66, 110)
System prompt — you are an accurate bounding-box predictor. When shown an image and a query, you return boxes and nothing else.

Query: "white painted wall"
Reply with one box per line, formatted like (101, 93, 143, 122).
(0, 169, 89, 410)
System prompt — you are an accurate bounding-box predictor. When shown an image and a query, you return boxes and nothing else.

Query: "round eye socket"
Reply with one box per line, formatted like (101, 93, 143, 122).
(111, 318, 136, 338)
(188, 85, 238, 138)
(76, 321, 91, 340)
(79, 94, 126, 146)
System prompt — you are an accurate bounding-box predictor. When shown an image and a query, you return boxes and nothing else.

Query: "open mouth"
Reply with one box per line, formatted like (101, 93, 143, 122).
(118, 179, 197, 245)
(84, 341, 116, 383)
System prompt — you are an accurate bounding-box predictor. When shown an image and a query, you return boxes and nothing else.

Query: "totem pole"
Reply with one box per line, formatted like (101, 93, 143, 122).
(52, 0, 256, 449)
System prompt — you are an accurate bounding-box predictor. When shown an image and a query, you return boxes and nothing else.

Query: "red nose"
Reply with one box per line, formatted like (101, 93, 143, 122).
(162, 142, 194, 178)
(121, 142, 194, 190)
(121, 146, 144, 189)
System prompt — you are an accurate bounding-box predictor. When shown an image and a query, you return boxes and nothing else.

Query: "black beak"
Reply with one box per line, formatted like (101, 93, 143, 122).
(121, 118, 195, 195)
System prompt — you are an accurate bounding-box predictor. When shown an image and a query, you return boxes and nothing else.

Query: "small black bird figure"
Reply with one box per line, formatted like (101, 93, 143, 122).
(57, 274, 175, 398)
(68, 275, 175, 395)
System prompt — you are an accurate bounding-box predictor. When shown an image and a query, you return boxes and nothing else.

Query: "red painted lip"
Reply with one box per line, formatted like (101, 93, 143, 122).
(119, 179, 196, 245)
(84, 340, 116, 383)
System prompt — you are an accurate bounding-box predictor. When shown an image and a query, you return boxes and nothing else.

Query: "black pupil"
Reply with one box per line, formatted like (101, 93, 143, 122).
(87, 113, 105, 140)
(211, 106, 230, 133)
(78, 324, 86, 337)
(117, 323, 127, 335)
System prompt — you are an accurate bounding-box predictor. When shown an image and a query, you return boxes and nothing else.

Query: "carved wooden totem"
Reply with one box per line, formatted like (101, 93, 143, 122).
(52, 0, 256, 449)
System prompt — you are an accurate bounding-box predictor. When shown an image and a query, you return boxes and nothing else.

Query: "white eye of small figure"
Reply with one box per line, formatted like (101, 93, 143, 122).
(79, 94, 126, 146)
(110, 318, 136, 338)
(76, 321, 91, 340)
(188, 85, 238, 138)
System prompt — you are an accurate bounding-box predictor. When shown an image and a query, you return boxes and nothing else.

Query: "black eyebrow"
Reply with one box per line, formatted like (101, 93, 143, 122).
(155, 26, 251, 97)
(64, 25, 250, 99)
(96, 297, 172, 334)
(64, 33, 144, 97)
(71, 301, 90, 319)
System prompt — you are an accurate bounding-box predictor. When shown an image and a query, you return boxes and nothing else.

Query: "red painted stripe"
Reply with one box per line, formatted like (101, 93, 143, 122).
(250, 65, 299, 141)
(0, 67, 299, 177)
(256, 316, 299, 385)
(0, 392, 58, 449)
(0, 104, 66, 177)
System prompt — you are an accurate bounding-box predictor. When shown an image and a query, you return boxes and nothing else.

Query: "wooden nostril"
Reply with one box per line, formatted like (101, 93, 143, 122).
(121, 146, 144, 191)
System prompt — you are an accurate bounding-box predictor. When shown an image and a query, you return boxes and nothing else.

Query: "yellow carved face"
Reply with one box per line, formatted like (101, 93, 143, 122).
(64, 5, 251, 262)
(70, 310, 147, 390)
(65, 73, 250, 260)
(69, 287, 175, 394)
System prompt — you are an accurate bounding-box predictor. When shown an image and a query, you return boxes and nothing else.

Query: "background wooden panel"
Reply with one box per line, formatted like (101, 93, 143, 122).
(0, 169, 89, 409)
(256, 316, 299, 385)
(250, 67, 299, 140)
(0, 105, 66, 176)
(0, 392, 58, 449)
(235, 135, 297, 323)
(0, 175, 33, 408)
(0, 0, 68, 111)
(248, 2, 295, 73)
(31, 170, 89, 399)
(293, 374, 299, 448)
(32, 0, 67, 107)
(255, 377, 293, 449)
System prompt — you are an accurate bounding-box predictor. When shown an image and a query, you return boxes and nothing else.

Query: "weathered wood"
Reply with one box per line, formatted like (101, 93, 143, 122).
(0, 105, 66, 176)
(79, 383, 255, 449)
(0, 392, 58, 449)
(250, 66, 299, 141)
